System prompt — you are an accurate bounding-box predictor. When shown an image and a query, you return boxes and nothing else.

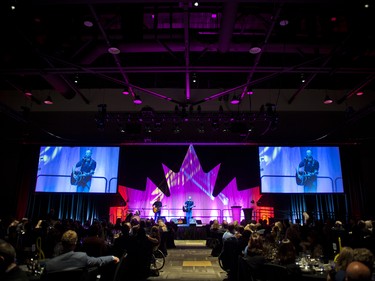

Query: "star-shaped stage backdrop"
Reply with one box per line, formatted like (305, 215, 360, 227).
(118, 144, 262, 223)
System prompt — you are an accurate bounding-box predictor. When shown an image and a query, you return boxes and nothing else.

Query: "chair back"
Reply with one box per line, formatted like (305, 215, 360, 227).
(262, 263, 289, 281)
(112, 253, 128, 281)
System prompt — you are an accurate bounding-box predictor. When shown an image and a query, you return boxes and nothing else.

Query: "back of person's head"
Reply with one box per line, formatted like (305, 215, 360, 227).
(353, 248, 374, 272)
(87, 224, 100, 237)
(227, 223, 235, 233)
(0, 239, 16, 273)
(61, 230, 78, 251)
(335, 247, 354, 271)
(247, 232, 263, 255)
(221, 220, 229, 229)
(277, 239, 296, 265)
(346, 261, 372, 281)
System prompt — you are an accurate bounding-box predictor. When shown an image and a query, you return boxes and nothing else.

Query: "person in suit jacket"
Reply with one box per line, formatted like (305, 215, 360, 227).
(44, 230, 119, 273)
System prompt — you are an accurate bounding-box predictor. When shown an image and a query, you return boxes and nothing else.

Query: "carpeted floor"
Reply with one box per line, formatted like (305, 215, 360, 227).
(149, 240, 227, 281)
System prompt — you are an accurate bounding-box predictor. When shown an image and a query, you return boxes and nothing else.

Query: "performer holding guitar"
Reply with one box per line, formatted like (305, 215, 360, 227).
(183, 196, 195, 224)
(152, 197, 163, 222)
(71, 149, 96, 192)
(296, 149, 319, 193)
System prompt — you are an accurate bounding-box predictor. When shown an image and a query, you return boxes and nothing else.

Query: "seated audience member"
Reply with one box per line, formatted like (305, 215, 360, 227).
(0, 239, 29, 281)
(242, 233, 266, 280)
(82, 224, 108, 257)
(329, 246, 354, 281)
(125, 225, 155, 280)
(276, 239, 302, 280)
(158, 220, 168, 256)
(222, 223, 236, 242)
(345, 261, 372, 281)
(112, 223, 131, 258)
(44, 230, 119, 273)
(352, 248, 374, 274)
(210, 220, 221, 232)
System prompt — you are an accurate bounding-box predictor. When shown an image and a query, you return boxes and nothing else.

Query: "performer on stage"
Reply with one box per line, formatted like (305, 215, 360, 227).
(152, 197, 162, 222)
(183, 196, 194, 224)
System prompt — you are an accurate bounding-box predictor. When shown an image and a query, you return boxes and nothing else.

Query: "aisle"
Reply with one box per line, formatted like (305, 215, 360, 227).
(149, 240, 227, 281)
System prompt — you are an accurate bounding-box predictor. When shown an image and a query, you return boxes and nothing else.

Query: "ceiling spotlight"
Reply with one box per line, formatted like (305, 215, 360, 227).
(122, 88, 130, 95)
(108, 47, 120, 55)
(133, 95, 142, 105)
(24, 90, 32, 97)
(249, 46, 262, 54)
(247, 88, 254, 95)
(279, 19, 289, 26)
(300, 74, 306, 83)
(173, 124, 181, 134)
(323, 95, 333, 104)
(44, 96, 53, 105)
(356, 91, 364, 96)
(230, 95, 240, 105)
(193, 1, 199, 7)
(192, 73, 197, 83)
(83, 20, 94, 27)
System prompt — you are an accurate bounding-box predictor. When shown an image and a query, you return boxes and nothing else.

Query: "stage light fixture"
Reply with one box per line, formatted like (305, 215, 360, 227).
(108, 47, 120, 55)
(230, 95, 240, 105)
(249, 46, 262, 54)
(247, 88, 254, 95)
(122, 87, 130, 95)
(323, 95, 333, 104)
(173, 124, 181, 134)
(198, 123, 205, 134)
(44, 96, 53, 105)
(24, 90, 32, 97)
(279, 19, 289, 26)
(133, 95, 142, 105)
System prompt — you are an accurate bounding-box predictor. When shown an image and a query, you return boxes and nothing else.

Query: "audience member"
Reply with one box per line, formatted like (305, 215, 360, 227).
(82, 224, 108, 257)
(0, 239, 29, 281)
(44, 230, 119, 273)
(346, 261, 372, 281)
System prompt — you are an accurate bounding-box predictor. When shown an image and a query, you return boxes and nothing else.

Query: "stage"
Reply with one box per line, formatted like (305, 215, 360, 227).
(175, 224, 208, 240)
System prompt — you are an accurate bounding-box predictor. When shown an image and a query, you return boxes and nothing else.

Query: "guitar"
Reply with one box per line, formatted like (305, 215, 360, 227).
(295, 168, 316, 186)
(152, 205, 166, 213)
(70, 169, 90, 185)
(182, 205, 196, 212)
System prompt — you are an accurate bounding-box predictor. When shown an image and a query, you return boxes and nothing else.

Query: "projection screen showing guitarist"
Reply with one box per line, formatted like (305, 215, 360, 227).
(71, 149, 97, 192)
(296, 149, 319, 193)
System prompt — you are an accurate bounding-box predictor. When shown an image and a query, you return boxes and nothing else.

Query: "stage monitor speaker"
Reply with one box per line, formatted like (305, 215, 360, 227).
(243, 208, 253, 223)
(171, 218, 178, 224)
(189, 218, 196, 224)
(196, 219, 202, 225)
(158, 216, 166, 223)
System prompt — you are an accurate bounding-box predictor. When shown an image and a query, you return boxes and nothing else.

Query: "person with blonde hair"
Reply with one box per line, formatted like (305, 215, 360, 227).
(44, 230, 119, 273)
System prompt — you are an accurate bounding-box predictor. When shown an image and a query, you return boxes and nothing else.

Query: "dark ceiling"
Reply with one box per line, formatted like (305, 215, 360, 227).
(0, 0, 374, 145)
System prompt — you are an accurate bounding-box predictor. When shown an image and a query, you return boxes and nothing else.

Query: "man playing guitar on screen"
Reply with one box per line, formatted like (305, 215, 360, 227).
(71, 149, 96, 192)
